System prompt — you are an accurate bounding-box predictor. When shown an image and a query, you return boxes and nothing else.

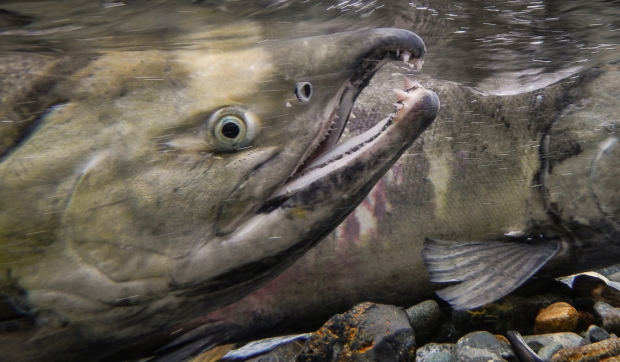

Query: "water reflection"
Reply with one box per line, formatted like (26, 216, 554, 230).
(1, 0, 619, 94)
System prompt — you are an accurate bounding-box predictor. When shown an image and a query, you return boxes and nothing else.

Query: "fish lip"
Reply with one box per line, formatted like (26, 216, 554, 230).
(283, 29, 426, 194)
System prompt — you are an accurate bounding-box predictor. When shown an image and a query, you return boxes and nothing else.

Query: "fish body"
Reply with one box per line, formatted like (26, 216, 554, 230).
(0, 29, 438, 361)
(148, 63, 620, 360)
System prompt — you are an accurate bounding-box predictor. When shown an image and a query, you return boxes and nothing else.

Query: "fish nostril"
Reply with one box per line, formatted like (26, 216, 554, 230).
(295, 82, 313, 102)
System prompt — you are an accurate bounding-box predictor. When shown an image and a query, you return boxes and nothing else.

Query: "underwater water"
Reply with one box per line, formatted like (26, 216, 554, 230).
(2, 0, 620, 93)
(2, 1, 620, 361)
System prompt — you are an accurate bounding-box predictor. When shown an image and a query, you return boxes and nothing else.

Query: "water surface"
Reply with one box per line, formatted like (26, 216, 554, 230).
(1, 0, 619, 94)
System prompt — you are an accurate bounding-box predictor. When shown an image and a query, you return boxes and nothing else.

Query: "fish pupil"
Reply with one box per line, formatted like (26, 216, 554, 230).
(221, 122, 241, 139)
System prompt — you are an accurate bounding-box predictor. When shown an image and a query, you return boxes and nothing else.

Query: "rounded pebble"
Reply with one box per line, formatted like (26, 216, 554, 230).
(407, 300, 442, 339)
(595, 302, 620, 335)
(534, 302, 579, 334)
(415, 343, 455, 361)
(537, 343, 564, 362)
(588, 325, 611, 343)
(423, 351, 454, 362)
(455, 331, 507, 362)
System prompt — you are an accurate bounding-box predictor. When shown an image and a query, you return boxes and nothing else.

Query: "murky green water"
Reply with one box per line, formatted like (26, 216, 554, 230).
(2, 2, 620, 360)
(1, 0, 619, 94)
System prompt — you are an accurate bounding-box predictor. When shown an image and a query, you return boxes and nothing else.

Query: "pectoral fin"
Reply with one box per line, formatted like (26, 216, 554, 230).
(422, 238, 560, 310)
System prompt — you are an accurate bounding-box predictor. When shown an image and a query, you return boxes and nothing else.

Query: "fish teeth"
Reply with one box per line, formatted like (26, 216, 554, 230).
(401, 51, 411, 64)
(396, 48, 424, 70)
(392, 88, 408, 101)
(411, 58, 423, 70)
(392, 102, 404, 110)
(400, 50, 423, 70)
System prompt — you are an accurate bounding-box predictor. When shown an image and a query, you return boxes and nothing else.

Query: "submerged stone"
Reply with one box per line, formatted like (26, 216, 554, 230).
(420, 351, 454, 362)
(407, 300, 443, 341)
(586, 325, 612, 344)
(454, 331, 507, 362)
(415, 343, 455, 362)
(550, 337, 620, 362)
(534, 302, 579, 334)
(297, 302, 415, 362)
(595, 302, 620, 335)
(522, 332, 583, 351)
(537, 343, 564, 362)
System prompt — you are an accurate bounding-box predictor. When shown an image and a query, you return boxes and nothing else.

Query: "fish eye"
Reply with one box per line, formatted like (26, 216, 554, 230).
(206, 106, 259, 151)
(295, 82, 313, 102)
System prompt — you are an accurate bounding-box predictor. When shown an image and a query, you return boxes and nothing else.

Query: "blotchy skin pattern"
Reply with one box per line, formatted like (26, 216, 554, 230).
(149, 63, 620, 356)
(0, 29, 436, 362)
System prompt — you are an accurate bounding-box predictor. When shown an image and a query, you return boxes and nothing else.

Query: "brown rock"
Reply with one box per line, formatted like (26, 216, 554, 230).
(534, 302, 579, 334)
(551, 337, 620, 362)
(601, 356, 620, 362)
(297, 302, 415, 362)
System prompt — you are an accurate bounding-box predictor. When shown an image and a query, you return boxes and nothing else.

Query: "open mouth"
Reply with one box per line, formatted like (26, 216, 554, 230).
(262, 49, 426, 209)
(301, 50, 424, 172)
